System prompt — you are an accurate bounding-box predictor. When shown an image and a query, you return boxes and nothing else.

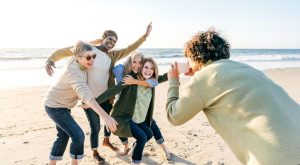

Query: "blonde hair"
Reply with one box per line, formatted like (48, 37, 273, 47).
(124, 51, 145, 74)
(141, 57, 159, 80)
(72, 41, 93, 57)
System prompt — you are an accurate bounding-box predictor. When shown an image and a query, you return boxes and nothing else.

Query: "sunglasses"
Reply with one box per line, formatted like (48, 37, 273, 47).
(81, 54, 97, 61)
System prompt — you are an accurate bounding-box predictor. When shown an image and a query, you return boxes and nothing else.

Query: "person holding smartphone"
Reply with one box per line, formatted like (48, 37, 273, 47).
(167, 28, 300, 164)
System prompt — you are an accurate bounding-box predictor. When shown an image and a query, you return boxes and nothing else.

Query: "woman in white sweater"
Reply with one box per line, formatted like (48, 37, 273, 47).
(167, 28, 300, 164)
(44, 41, 117, 165)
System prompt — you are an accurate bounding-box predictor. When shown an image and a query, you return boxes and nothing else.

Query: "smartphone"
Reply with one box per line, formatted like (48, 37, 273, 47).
(176, 62, 190, 73)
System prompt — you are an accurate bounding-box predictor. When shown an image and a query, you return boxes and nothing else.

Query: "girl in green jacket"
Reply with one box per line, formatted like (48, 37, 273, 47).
(96, 56, 170, 164)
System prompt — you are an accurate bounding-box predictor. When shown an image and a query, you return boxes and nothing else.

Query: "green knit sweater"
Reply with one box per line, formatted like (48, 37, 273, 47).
(167, 59, 300, 164)
(97, 72, 168, 137)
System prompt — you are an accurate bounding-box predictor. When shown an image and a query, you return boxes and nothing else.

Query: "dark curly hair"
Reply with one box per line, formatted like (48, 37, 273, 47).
(101, 30, 118, 41)
(184, 28, 230, 64)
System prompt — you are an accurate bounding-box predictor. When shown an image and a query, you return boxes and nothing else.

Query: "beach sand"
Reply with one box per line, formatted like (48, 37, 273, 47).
(0, 68, 299, 165)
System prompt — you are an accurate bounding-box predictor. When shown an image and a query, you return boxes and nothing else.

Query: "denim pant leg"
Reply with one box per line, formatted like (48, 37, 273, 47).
(101, 100, 113, 137)
(84, 108, 100, 150)
(129, 120, 153, 163)
(150, 120, 164, 144)
(45, 106, 85, 160)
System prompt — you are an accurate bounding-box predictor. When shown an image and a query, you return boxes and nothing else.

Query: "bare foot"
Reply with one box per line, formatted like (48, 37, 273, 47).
(102, 138, 119, 151)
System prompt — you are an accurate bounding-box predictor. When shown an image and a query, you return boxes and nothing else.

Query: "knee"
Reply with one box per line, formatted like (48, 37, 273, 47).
(90, 123, 100, 134)
(146, 131, 153, 141)
(73, 130, 85, 146)
(136, 134, 148, 144)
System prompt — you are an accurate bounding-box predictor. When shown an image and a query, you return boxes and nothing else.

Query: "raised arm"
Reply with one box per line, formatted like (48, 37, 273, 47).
(166, 65, 202, 126)
(45, 46, 73, 76)
(109, 22, 152, 61)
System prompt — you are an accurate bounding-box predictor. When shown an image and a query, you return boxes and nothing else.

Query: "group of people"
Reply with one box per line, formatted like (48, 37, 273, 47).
(44, 23, 300, 165)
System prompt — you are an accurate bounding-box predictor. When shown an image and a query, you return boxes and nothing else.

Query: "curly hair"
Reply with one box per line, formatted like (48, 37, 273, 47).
(101, 30, 118, 41)
(184, 28, 230, 64)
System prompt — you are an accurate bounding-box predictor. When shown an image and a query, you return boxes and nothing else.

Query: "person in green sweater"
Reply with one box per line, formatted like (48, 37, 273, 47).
(167, 28, 300, 164)
(44, 23, 152, 164)
(96, 57, 168, 164)
(113, 52, 172, 162)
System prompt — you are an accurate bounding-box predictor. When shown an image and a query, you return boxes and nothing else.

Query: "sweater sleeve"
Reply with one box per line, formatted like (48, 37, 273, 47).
(96, 82, 126, 104)
(46, 46, 74, 62)
(108, 36, 146, 62)
(67, 67, 94, 103)
(166, 77, 204, 126)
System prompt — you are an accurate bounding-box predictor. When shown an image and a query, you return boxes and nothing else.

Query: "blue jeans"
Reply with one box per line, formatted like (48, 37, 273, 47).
(120, 120, 164, 145)
(84, 100, 112, 149)
(45, 106, 85, 160)
(129, 120, 153, 163)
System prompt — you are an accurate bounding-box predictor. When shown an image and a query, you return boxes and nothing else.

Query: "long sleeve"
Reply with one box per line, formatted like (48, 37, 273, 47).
(67, 66, 94, 103)
(158, 73, 168, 83)
(166, 77, 204, 126)
(96, 82, 126, 104)
(47, 46, 74, 62)
(108, 36, 146, 62)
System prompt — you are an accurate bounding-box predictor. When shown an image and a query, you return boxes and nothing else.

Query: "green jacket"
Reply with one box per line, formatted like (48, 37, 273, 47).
(96, 72, 168, 137)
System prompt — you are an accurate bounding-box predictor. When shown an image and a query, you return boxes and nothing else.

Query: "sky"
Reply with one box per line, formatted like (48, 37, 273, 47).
(0, 0, 300, 49)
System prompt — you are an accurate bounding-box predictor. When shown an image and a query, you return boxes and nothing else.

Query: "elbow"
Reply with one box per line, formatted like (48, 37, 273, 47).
(167, 115, 186, 126)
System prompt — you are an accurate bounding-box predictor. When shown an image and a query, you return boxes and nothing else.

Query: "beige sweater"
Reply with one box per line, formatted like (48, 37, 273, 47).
(44, 59, 94, 109)
(167, 59, 300, 164)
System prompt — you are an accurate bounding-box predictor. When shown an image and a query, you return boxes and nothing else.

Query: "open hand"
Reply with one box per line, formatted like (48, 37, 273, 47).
(168, 62, 179, 80)
(143, 22, 152, 39)
(45, 61, 56, 76)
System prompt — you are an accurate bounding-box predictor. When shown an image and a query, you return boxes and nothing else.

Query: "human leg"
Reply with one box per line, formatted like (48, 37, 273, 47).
(128, 120, 153, 164)
(84, 108, 105, 163)
(101, 100, 119, 151)
(150, 120, 172, 161)
(45, 106, 85, 163)
(119, 137, 130, 156)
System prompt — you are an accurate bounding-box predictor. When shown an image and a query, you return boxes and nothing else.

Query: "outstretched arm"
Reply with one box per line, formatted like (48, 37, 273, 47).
(45, 46, 73, 76)
(166, 64, 202, 126)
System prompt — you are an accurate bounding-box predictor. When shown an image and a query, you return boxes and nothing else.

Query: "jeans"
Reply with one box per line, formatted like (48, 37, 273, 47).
(120, 119, 164, 145)
(45, 106, 85, 160)
(129, 120, 153, 163)
(84, 100, 112, 149)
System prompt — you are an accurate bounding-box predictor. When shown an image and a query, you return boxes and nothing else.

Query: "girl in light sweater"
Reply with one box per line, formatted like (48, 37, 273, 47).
(44, 41, 117, 165)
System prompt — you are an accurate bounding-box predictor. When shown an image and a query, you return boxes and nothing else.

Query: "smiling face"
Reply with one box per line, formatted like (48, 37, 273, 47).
(102, 36, 117, 51)
(141, 61, 154, 79)
(131, 56, 143, 73)
(77, 51, 96, 69)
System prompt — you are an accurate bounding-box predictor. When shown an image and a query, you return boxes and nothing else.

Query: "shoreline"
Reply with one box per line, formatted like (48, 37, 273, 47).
(0, 67, 299, 164)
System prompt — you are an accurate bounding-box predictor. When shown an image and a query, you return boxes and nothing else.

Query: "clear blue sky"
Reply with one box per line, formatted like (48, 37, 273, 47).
(0, 0, 299, 48)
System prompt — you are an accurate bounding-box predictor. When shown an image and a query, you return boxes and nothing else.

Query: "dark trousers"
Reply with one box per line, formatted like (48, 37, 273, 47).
(84, 100, 112, 149)
(129, 120, 153, 163)
(119, 119, 164, 145)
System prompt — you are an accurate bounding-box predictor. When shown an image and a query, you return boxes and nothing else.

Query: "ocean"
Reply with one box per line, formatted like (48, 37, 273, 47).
(1, 48, 300, 88)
